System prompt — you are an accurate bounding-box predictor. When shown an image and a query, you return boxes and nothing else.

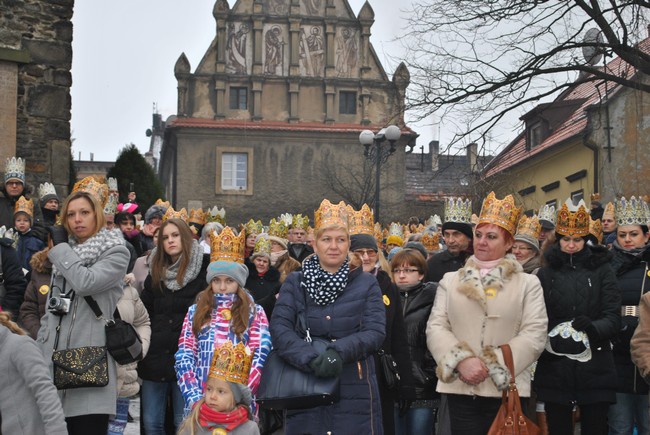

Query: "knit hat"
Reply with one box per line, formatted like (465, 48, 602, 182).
(145, 204, 167, 223)
(206, 261, 249, 288)
(441, 221, 474, 239)
(229, 381, 252, 406)
(38, 182, 59, 207)
(350, 233, 378, 252)
(403, 241, 428, 260)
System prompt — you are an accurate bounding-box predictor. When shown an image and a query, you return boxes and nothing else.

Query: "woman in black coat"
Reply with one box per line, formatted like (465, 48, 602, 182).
(350, 232, 413, 435)
(606, 200, 650, 434)
(534, 202, 620, 435)
(244, 240, 281, 320)
(137, 218, 209, 434)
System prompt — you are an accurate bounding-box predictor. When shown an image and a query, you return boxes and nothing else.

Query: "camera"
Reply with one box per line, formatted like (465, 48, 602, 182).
(48, 296, 72, 315)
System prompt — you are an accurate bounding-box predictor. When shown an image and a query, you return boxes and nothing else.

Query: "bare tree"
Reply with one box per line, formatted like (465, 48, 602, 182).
(322, 156, 376, 209)
(400, 1, 650, 149)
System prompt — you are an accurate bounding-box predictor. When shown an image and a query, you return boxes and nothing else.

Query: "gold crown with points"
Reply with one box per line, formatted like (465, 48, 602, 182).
(14, 195, 33, 218)
(591, 193, 601, 201)
(253, 235, 272, 257)
(478, 192, 523, 236)
(444, 197, 472, 224)
(209, 226, 245, 263)
(515, 215, 542, 240)
(268, 218, 289, 239)
(602, 202, 615, 220)
(292, 214, 310, 231)
(589, 217, 603, 244)
(155, 199, 171, 209)
(189, 208, 206, 226)
(421, 231, 440, 252)
(615, 196, 650, 227)
(555, 200, 590, 237)
(314, 199, 349, 231)
(206, 206, 226, 225)
(208, 340, 253, 385)
(162, 206, 189, 223)
(373, 222, 384, 244)
(347, 204, 374, 236)
(72, 176, 109, 208)
(244, 219, 264, 236)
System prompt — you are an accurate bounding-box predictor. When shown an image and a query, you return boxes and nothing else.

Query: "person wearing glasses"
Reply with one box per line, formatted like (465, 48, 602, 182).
(511, 215, 542, 274)
(427, 192, 547, 434)
(390, 249, 439, 435)
(0, 157, 47, 241)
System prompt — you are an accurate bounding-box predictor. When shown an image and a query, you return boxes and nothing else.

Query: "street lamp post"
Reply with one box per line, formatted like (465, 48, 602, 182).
(358, 125, 402, 223)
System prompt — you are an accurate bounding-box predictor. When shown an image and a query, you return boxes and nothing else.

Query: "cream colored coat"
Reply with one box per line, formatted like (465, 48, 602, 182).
(631, 291, 650, 380)
(426, 255, 548, 398)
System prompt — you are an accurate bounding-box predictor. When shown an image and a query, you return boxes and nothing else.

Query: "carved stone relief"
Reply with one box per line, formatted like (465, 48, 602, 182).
(299, 25, 325, 77)
(335, 26, 358, 78)
(225, 22, 251, 75)
(262, 24, 288, 76)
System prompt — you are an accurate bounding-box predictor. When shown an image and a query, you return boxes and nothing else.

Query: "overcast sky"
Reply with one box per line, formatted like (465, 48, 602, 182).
(70, 0, 442, 162)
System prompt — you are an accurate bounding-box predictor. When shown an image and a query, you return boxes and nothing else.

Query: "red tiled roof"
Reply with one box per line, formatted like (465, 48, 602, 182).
(168, 117, 416, 135)
(484, 37, 648, 178)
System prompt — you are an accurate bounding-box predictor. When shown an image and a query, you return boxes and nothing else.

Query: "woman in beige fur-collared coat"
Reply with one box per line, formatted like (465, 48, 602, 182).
(426, 193, 548, 435)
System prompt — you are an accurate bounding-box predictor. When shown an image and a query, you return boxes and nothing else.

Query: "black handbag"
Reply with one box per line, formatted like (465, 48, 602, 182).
(85, 296, 143, 365)
(377, 348, 400, 390)
(256, 280, 341, 410)
(51, 295, 109, 390)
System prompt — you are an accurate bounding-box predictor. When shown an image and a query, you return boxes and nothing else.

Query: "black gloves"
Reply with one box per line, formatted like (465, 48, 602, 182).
(573, 315, 598, 340)
(309, 348, 343, 378)
(48, 226, 68, 246)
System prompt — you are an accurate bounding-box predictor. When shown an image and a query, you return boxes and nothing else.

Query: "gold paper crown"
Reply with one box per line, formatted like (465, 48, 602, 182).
(421, 231, 440, 252)
(314, 199, 349, 230)
(163, 206, 189, 223)
(244, 219, 264, 236)
(189, 208, 206, 225)
(591, 193, 601, 201)
(373, 222, 384, 244)
(14, 195, 33, 218)
(555, 200, 590, 237)
(209, 226, 245, 263)
(155, 199, 171, 209)
(615, 196, 650, 227)
(589, 217, 603, 244)
(515, 215, 541, 240)
(292, 214, 310, 231)
(253, 235, 272, 257)
(444, 197, 472, 224)
(602, 202, 615, 220)
(208, 340, 253, 385)
(478, 192, 522, 236)
(538, 204, 556, 225)
(268, 218, 288, 239)
(471, 213, 479, 225)
(72, 176, 109, 208)
(347, 204, 374, 235)
(206, 206, 226, 225)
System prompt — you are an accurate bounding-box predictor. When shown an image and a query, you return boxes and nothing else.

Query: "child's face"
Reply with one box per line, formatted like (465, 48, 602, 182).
(119, 220, 134, 233)
(211, 275, 239, 295)
(15, 214, 31, 233)
(204, 378, 235, 412)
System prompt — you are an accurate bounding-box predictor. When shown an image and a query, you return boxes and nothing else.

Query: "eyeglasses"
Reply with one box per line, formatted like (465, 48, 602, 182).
(6, 181, 22, 186)
(354, 249, 377, 258)
(392, 268, 420, 275)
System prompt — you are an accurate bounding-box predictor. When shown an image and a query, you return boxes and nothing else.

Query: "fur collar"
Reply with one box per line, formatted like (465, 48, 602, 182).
(29, 247, 51, 274)
(457, 255, 522, 310)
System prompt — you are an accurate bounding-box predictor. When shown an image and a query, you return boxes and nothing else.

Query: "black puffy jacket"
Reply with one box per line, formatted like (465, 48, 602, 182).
(138, 254, 209, 382)
(534, 244, 621, 405)
(245, 262, 281, 319)
(398, 281, 439, 400)
(425, 250, 469, 283)
(610, 245, 650, 395)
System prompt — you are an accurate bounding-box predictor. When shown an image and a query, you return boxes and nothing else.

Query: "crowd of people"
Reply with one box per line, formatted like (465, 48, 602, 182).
(0, 155, 649, 435)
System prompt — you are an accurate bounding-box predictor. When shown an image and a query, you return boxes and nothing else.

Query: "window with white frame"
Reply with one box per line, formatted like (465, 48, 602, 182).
(221, 152, 247, 190)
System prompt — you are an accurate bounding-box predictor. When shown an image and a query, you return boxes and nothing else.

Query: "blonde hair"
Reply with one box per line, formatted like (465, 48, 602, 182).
(0, 311, 27, 335)
(314, 224, 349, 241)
(61, 192, 106, 238)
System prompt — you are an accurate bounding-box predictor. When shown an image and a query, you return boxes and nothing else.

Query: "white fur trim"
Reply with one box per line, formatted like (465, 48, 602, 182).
(436, 342, 475, 383)
(479, 346, 511, 391)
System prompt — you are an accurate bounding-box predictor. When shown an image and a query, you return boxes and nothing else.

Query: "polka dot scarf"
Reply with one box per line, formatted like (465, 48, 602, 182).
(301, 254, 349, 306)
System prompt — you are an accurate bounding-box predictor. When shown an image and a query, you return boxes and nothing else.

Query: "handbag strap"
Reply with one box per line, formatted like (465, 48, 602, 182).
(298, 272, 313, 342)
(500, 344, 515, 380)
(84, 295, 104, 320)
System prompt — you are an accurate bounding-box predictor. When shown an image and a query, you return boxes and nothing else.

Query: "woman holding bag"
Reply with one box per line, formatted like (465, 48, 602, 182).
(270, 199, 386, 434)
(426, 192, 548, 435)
(36, 177, 130, 435)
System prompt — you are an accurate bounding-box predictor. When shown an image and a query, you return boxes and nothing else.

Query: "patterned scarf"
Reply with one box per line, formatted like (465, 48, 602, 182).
(53, 228, 125, 276)
(149, 240, 204, 291)
(301, 254, 349, 306)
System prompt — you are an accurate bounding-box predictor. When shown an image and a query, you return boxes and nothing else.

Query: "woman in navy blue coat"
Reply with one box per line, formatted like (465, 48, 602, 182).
(270, 200, 386, 434)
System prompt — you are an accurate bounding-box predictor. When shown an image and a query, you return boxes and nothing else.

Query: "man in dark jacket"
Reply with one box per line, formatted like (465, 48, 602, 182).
(287, 214, 313, 263)
(0, 157, 46, 242)
(0, 237, 28, 317)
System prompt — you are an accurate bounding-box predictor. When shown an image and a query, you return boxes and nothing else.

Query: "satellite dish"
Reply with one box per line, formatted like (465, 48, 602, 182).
(582, 28, 603, 65)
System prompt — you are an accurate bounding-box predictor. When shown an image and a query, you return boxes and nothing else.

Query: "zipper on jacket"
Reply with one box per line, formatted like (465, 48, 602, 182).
(365, 358, 376, 434)
(402, 292, 408, 317)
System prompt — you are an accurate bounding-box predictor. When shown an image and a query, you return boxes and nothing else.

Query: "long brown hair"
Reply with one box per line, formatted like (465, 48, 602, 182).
(192, 284, 254, 338)
(0, 311, 27, 335)
(150, 218, 195, 288)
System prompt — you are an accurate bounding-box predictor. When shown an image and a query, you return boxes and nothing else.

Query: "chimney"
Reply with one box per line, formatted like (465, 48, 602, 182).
(430, 140, 439, 171)
(90, 153, 94, 162)
(467, 143, 477, 172)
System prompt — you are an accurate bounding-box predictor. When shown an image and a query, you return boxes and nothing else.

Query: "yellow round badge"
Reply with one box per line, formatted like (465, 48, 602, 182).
(39, 284, 50, 295)
(213, 428, 227, 435)
(485, 288, 497, 299)
(383, 295, 390, 306)
(222, 309, 232, 321)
